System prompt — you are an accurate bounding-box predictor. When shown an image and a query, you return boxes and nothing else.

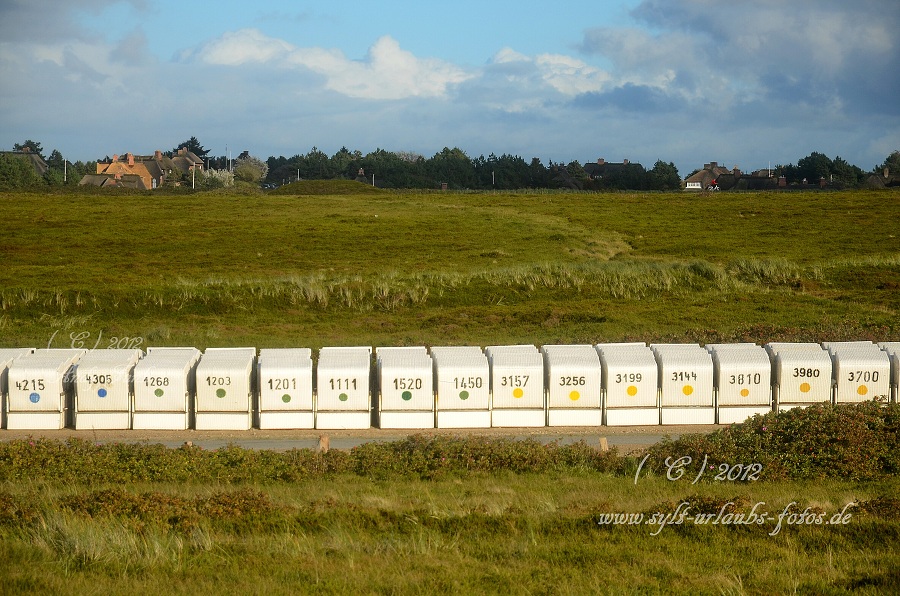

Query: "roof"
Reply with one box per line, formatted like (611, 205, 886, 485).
(582, 159, 641, 180)
(171, 156, 195, 172)
(94, 151, 180, 188)
(142, 160, 165, 179)
(684, 161, 732, 184)
(551, 165, 583, 190)
(0, 150, 49, 176)
(174, 148, 203, 168)
(863, 173, 900, 189)
(79, 172, 149, 190)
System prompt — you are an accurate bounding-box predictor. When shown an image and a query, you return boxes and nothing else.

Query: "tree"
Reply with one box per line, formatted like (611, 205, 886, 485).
(173, 136, 209, 158)
(648, 160, 681, 190)
(197, 169, 234, 189)
(13, 140, 43, 158)
(796, 152, 833, 183)
(43, 168, 64, 186)
(233, 154, 268, 183)
(594, 162, 648, 190)
(426, 147, 477, 189)
(565, 161, 590, 188)
(300, 147, 331, 179)
(529, 158, 550, 188)
(65, 160, 94, 185)
(878, 150, 900, 174)
(361, 149, 404, 187)
(776, 163, 797, 183)
(331, 146, 362, 179)
(46, 149, 64, 170)
(830, 156, 864, 186)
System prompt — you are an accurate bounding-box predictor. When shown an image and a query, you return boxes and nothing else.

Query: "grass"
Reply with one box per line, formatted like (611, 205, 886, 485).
(1, 473, 898, 594)
(0, 403, 898, 593)
(269, 179, 390, 195)
(3, 184, 900, 593)
(2, 187, 899, 348)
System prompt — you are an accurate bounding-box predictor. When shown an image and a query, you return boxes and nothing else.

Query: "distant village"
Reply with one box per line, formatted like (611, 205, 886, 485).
(2, 140, 898, 192)
(683, 161, 899, 192)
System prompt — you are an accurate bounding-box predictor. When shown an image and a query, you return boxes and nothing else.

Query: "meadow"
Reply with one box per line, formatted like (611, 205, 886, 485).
(2, 184, 899, 348)
(2, 183, 900, 594)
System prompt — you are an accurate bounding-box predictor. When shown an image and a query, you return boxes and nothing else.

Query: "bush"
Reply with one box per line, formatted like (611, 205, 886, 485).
(1, 402, 898, 484)
(348, 435, 623, 479)
(59, 487, 285, 532)
(645, 400, 900, 481)
(0, 153, 44, 189)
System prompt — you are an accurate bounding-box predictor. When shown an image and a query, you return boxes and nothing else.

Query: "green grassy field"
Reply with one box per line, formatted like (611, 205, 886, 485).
(2, 186, 899, 349)
(2, 473, 898, 594)
(2, 185, 900, 594)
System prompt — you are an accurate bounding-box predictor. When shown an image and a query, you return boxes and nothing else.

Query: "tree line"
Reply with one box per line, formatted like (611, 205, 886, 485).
(264, 146, 682, 191)
(2, 137, 898, 191)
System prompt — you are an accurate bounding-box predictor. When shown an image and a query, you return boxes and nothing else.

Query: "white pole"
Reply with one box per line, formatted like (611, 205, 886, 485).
(192, 166, 195, 189)
(372, 173, 375, 186)
(64, 159, 67, 183)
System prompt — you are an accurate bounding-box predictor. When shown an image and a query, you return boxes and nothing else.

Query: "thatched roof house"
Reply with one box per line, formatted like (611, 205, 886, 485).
(863, 167, 900, 189)
(0, 148, 49, 177)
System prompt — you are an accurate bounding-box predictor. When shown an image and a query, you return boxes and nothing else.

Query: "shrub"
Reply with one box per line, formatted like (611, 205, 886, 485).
(0, 491, 39, 527)
(1, 402, 898, 484)
(645, 400, 900, 481)
(348, 435, 623, 479)
(59, 487, 285, 532)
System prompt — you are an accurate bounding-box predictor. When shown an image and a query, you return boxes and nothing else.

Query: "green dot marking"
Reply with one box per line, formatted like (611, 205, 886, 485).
(339, 393, 349, 402)
(154, 388, 164, 398)
(401, 391, 412, 401)
(216, 388, 226, 398)
(281, 394, 291, 403)
(459, 390, 470, 400)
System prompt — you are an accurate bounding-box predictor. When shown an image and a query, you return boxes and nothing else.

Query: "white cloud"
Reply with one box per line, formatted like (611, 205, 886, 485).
(191, 28, 294, 66)
(534, 54, 611, 95)
(468, 47, 613, 114)
(491, 47, 530, 64)
(616, 0, 900, 116)
(190, 29, 472, 100)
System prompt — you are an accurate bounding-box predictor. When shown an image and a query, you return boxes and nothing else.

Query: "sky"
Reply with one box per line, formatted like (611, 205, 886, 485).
(1, 0, 898, 176)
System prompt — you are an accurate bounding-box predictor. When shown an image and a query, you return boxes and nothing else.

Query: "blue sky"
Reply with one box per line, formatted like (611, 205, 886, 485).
(1, 0, 898, 176)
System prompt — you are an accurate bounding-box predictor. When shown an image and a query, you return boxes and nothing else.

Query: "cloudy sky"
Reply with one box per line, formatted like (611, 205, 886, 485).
(1, 0, 898, 175)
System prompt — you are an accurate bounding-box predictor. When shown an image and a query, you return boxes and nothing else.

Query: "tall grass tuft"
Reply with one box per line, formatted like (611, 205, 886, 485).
(0, 258, 819, 315)
(727, 258, 808, 286)
(27, 514, 186, 570)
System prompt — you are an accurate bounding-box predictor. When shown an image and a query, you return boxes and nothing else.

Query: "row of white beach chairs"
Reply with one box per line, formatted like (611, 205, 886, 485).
(0, 341, 897, 430)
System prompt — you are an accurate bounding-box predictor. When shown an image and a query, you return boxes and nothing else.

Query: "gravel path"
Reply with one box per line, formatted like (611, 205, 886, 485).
(0, 424, 724, 453)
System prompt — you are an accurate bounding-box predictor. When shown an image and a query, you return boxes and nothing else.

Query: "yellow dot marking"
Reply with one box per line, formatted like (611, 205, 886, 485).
(569, 391, 580, 401)
(799, 382, 811, 393)
(857, 385, 868, 396)
(512, 387, 524, 398)
(626, 385, 638, 397)
(740, 388, 750, 398)
(682, 385, 694, 396)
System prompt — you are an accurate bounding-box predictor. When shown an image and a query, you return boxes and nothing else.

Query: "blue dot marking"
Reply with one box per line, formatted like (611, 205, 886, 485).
(29, 393, 40, 404)
(98, 388, 108, 398)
